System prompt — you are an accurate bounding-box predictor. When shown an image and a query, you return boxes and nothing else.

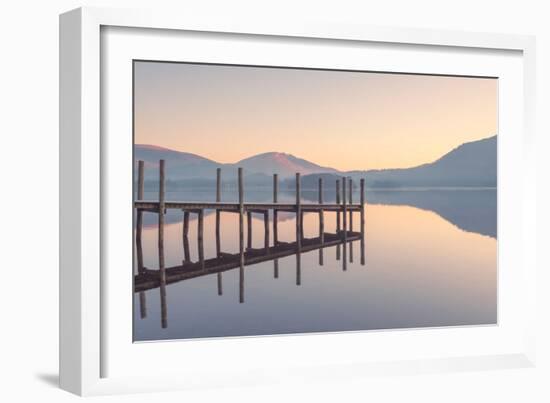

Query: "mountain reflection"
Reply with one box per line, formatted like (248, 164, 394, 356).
(140, 188, 496, 239)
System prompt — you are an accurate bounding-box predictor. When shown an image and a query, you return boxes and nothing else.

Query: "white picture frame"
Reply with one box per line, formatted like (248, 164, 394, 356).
(59, 6, 537, 396)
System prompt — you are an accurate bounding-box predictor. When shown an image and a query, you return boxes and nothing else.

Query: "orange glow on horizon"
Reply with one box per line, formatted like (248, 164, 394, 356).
(134, 62, 498, 171)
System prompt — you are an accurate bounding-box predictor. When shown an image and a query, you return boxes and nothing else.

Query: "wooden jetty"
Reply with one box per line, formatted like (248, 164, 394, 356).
(134, 159, 366, 327)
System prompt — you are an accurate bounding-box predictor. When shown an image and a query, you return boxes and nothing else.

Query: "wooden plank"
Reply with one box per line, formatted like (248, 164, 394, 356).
(134, 201, 360, 212)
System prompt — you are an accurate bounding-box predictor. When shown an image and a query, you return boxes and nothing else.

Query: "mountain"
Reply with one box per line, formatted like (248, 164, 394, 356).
(135, 135, 497, 188)
(358, 135, 497, 188)
(134, 146, 339, 181)
(236, 152, 338, 178)
(135, 144, 222, 180)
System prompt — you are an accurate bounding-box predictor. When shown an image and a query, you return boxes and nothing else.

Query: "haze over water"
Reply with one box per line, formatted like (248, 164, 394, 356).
(134, 189, 496, 341)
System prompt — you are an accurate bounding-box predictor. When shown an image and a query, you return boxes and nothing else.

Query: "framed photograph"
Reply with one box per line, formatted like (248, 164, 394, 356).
(60, 7, 537, 396)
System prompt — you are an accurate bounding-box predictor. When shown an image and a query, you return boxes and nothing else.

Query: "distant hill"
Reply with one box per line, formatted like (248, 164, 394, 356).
(135, 146, 337, 181)
(135, 144, 222, 179)
(361, 135, 497, 188)
(135, 135, 497, 188)
(236, 152, 338, 178)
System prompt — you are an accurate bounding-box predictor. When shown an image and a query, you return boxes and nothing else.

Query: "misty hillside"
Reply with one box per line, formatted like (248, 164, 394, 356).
(135, 146, 338, 180)
(283, 173, 357, 190)
(236, 152, 338, 178)
(362, 135, 497, 188)
(135, 144, 223, 179)
(135, 135, 497, 188)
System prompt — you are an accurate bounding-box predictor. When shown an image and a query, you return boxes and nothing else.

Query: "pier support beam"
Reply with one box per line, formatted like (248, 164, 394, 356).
(360, 178, 366, 266)
(295, 172, 302, 285)
(273, 174, 279, 278)
(342, 176, 347, 271)
(238, 168, 245, 303)
(182, 212, 190, 262)
(158, 159, 167, 328)
(216, 168, 223, 294)
(273, 174, 278, 245)
(198, 209, 204, 270)
(264, 211, 269, 253)
(136, 160, 147, 318)
(318, 177, 324, 266)
(348, 177, 353, 232)
(247, 211, 252, 249)
(336, 179, 341, 261)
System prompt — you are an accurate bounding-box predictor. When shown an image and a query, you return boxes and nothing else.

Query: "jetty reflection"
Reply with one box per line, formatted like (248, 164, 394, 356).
(134, 160, 366, 329)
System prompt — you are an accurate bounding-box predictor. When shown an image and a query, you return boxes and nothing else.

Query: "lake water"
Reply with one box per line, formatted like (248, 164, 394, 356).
(133, 188, 497, 341)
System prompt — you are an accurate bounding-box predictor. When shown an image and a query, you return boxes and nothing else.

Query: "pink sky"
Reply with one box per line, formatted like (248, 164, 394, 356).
(134, 61, 497, 171)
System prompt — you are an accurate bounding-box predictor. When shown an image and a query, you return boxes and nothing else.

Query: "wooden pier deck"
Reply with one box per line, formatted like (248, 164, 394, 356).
(134, 159, 366, 327)
(135, 201, 362, 213)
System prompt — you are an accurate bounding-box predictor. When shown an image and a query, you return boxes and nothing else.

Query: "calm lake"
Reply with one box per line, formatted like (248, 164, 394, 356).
(133, 188, 497, 341)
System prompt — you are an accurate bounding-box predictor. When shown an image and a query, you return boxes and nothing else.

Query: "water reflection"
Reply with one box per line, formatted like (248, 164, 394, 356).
(134, 189, 496, 341)
(139, 188, 496, 239)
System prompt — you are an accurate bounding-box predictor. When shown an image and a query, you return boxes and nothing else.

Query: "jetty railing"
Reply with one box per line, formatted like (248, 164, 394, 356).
(134, 159, 366, 328)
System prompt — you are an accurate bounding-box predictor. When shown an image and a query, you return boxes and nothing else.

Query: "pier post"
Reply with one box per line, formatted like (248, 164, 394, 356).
(247, 211, 252, 249)
(336, 179, 341, 260)
(318, 177, 324, 266)
(348, 177, 353, 232)
(136, 160, 145, 274)
(349, 178, 356, 263)
(139, 292, 147, 319)
(198, 209, 204, 270)
(217, 272, 223, 296)
(264, 211, 269, 252)
(238, 168, 245, 303)
(136, 160, 147, 317)
(273, 174, 279, 278)
(182, 212, 190, 262)
(158, 159, 167, 327)
(360, 178, 365, 266)
(295, 173, 302, 285)
(160, 276, 167, 329)
(273, 174, 278, 245)
(295, 173, 301, 244)
(342, 176, 347, 271)
(216, 168, 221, 256)
(215, 168, 223, 294)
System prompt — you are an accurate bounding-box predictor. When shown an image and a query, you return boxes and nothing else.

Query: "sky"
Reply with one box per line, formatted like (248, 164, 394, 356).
(134, 61, 497, 171)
